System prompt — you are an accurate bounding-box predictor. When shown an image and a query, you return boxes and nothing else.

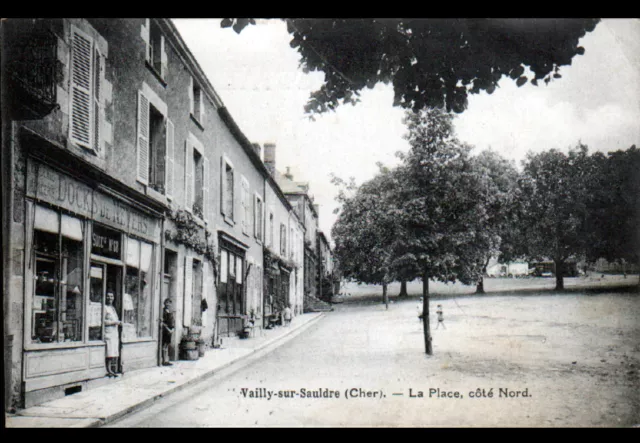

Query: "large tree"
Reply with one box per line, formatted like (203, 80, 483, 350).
(222, 18, 600, 114)
(518, 144, 593, 290)
(586, 146, 640, 281)
(331, 165, 412, 308)
(471, 150, 521, 293)
(394, 107, 496, 354)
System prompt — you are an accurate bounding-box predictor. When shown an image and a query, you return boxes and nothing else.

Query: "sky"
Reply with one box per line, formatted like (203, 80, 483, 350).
(172, 19, 640, 244)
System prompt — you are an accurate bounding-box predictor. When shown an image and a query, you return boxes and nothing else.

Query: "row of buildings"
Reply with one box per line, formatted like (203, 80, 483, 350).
(2, 18, 334, 410)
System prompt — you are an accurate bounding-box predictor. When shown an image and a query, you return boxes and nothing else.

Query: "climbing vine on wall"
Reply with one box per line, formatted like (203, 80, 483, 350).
(165, 209, 219, 272)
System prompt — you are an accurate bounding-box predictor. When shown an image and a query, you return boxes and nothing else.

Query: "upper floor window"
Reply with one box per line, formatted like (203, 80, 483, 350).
(144, 19, 167, 82)
(280, 223, 287, 257)
(185, 135, 208, 221)
(190, 76, 205, 127)
(194, 149, 203, 216)
(254, 194, 263, 243)
(240, 176, 250, 235)
(69, 25, 104, 155)
(268, 211, 274, 248)
(137, 87, 174, 199)
(221, 157, 234, 223)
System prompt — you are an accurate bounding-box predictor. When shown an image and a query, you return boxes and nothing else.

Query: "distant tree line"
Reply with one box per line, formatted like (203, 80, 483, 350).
(331, 108, 639, 354)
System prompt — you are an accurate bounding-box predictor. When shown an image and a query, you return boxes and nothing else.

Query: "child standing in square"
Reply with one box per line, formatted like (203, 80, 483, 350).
(436, 304, 446, 329)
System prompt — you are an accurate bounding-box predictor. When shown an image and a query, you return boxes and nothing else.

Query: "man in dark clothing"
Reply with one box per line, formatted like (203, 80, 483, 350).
(161, 298, 175, 366)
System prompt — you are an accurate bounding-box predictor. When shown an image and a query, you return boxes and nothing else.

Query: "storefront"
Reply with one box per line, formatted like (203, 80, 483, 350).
(22, 158, 163, 406)
(216, 233, 247, 337)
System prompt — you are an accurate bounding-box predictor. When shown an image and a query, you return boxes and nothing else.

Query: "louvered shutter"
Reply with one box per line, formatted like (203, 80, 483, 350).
(240, 178, 246, 233)
(220, 157, 225, 216)
(165, 119, 174, 199)
(199, 92, 205, 125)
(189, 76, 194, 115)
(70, 27, 94, 150)
(144, 19, 151, 62)
(137, 91, 150, 184)
(184, 141, 193, 211)
(160, 35, 168, 79)
(93, 48, 103, 154)
(183, 255, 192, 327)
(203, 156, 210, 223)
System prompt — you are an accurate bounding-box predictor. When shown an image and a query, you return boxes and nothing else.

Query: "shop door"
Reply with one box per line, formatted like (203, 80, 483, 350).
(89, 261, 123, 371)
(217, 248, 244, 336)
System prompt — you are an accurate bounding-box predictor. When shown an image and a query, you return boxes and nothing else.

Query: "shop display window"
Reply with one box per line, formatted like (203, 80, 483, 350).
(32, 205, 84, 344)
(124, 237, 154, 340)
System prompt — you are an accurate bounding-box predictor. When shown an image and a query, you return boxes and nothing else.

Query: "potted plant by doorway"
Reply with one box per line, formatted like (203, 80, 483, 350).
(179, 328, 199, 360)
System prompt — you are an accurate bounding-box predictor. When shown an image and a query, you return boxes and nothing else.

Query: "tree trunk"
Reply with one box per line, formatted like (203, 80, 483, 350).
(476, 258, 490, 294)
(398, 280, 408, 297)
(382, 283, 388, 310)
(555, 259, 565, 291)
(422, 271, 433, 355)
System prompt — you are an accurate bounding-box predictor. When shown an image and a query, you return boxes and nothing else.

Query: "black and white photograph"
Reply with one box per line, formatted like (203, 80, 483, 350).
(2, 17, 639, 428)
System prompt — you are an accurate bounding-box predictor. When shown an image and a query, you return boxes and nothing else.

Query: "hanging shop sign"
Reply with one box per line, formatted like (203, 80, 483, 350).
(26, 161, 160, 243)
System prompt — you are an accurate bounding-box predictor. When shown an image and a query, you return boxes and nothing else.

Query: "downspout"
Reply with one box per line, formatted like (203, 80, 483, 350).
(157, 216, 165, 366)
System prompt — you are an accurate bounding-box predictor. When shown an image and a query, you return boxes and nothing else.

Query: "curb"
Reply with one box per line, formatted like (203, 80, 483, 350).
(95, 312, 326, 427)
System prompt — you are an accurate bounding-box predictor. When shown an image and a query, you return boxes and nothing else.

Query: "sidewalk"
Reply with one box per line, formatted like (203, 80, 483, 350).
(6, 312, 325, 428)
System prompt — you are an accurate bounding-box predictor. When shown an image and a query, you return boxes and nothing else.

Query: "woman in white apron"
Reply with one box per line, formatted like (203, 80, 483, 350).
(105, 291, 121, 377)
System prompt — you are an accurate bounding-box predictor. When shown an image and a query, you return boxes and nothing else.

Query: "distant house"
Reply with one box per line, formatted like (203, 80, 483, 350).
(486, 258, 529, 277)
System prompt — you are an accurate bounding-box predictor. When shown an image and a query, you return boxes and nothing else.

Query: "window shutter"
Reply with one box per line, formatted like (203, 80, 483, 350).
(245, 179, 251, 234)
(183, 255, 193, 327)
(160, 35, 168, 79)
(189, 76, 194, 115)
(253, 196, 257, 238)
(165, 119, 174, 199)
(144, 19, 151, 62)
(93, 48, 103, 154)
(137, 91, 150, 185)
(203, 156, 209, 223)
(199, 92, 205, 125)
(220, 157, 225, 216)
(184, 141, 193, 211)
(70, 27, 94, 150)
(240, 178, 247, 233)
(230, 169, 235, 221)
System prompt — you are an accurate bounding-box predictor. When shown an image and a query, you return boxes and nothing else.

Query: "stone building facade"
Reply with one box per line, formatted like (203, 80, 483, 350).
(2, 18, 318, 410)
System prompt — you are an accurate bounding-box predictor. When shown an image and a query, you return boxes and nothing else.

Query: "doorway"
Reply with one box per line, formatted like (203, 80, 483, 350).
(89, 261, 123, 371)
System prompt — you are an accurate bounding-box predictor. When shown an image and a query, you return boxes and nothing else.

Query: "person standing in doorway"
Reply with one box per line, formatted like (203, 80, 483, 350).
(161, 298, 175, 366)
(104, 291, 121, 377)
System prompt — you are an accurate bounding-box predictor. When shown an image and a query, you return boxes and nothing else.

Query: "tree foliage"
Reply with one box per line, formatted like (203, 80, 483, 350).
(517, 144, 594, 289)
(221, 18, 600, 114)
(331, 165, 406, 287)
(471, 149, 520, 292)
(392, 108, 496, 286)
(585, 146, 640, 266)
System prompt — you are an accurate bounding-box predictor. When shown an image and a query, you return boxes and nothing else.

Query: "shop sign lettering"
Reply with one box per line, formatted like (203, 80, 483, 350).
(27, 162, 93, 218)
(92, 232, 120, 255)
(28, 162, 160, 243)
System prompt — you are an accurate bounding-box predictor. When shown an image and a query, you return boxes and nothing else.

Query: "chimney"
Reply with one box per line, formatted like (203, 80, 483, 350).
(264, 143, 276, 176)
(252, 143, 262, 160)
(284, 166, 293, 181)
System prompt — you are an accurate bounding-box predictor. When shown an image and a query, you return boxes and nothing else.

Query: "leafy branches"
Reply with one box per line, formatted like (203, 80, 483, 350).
(165, 209, 219, 267)
(222, 18, 600, 115)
